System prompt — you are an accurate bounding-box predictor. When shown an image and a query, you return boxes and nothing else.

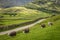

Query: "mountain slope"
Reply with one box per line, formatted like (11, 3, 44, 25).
(25, 0, 60, 14)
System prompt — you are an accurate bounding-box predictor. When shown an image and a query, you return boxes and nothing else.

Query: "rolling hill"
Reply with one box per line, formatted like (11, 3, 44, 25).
(0, 0, 60, 40)
(0, 0, 60, 31)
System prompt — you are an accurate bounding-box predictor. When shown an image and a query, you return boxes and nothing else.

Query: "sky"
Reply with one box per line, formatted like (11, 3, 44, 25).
(0, 0, 33, 7)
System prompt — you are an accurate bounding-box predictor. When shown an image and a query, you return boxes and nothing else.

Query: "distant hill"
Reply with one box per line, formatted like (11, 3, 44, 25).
(24, 0, 60, 14)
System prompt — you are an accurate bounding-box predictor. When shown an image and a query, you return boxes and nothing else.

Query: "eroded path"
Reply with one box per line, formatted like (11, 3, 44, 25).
(0, 19, 46, 35)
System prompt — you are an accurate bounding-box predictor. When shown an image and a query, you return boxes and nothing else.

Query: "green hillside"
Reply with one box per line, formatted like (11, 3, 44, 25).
(0, 7, 50, 26)
(25, 0, 60, 14)
(0, 0, 60, 26)
(0, 0, 60, 40)
(0, 14, 60, 40)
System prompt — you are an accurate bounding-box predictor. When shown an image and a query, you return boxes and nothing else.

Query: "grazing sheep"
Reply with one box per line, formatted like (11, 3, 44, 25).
(8, 31, 16, 37)
(23, 28, 29, 33)
(0, 16, 4, 18)
(40, 24, 46, 28)
(48, 22, 53, 26)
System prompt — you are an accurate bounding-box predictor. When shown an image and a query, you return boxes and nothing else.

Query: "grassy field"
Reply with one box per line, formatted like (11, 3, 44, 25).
(0, 15, 60, 40)
(0, 7, 51, 26)
(0, 6, 51, 32)
(0, 7, 50, 19)
(0, 19, 32, 26)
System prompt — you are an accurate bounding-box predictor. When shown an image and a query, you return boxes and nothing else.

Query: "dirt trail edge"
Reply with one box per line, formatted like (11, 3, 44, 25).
(0, 19, 46, 35)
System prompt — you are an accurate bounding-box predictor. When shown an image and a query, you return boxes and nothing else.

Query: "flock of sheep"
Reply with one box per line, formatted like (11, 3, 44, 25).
(8, 22, 53, 37)
(1, 14, 55, 37)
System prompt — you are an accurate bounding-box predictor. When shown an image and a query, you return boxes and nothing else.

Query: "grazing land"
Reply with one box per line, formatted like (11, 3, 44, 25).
(0, 0, 60, 40)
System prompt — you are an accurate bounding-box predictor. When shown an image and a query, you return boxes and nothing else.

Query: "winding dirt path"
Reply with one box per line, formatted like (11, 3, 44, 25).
(0, 19, 46, 35)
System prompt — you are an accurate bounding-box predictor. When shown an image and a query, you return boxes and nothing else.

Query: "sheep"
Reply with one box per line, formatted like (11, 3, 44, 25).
(0, 16, 4, 18)
(40, 24, 46, 28)
(8, 31, 16, 37)
(23, 28, 29, 33)
(48, 22, 53, 26)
